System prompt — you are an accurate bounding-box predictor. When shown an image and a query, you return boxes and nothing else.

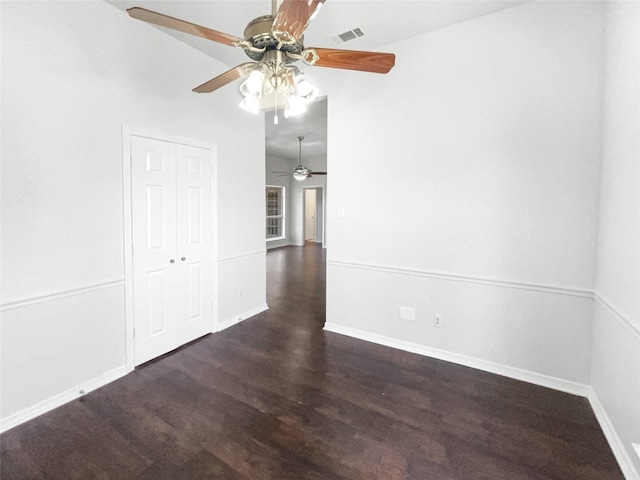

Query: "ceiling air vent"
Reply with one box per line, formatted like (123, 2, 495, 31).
(334, 27, 364, 44)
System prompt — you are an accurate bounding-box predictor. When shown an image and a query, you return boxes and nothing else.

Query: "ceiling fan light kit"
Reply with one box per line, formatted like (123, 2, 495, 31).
(293, 165, 311, 181)
(272, 136, 326, 181)
(127, 0, 395, 117)
(237, 50, 318, 119)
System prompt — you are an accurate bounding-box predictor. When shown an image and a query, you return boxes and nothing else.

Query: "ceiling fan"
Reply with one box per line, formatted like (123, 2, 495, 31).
(273, 136, 325, 181)
(127, 0, 395, 114)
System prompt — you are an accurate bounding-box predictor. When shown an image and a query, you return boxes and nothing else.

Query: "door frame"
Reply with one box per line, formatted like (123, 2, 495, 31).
(122, 125, 218, 372)
(301, 185, 325, 248)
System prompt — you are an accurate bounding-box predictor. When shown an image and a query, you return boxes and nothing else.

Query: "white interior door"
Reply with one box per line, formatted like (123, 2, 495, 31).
(175, 144, 213, 346)
(131, 136, 212, 366)
(305, 189, 316, 241)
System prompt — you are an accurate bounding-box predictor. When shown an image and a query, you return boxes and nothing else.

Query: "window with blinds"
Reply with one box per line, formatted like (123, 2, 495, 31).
(266, 186, 285, 240)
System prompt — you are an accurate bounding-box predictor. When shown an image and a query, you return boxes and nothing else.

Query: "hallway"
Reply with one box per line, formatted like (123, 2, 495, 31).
(265, 243, 326, 328)
(1, 245, 623, 479)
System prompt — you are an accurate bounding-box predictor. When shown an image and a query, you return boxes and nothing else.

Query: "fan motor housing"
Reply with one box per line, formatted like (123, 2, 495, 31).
(243, 15, 304, 62)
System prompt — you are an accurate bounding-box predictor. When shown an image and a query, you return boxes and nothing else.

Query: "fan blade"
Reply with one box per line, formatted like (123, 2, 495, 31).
(127, 7, 244, 47)
(304, 47, 395, 74)
(193, 63, 255, 93)
(310, 171, 327, 175)
(272, 0, 326, 44)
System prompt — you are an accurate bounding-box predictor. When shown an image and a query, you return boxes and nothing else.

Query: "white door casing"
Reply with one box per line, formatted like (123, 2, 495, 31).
(130, 135, 213, 366)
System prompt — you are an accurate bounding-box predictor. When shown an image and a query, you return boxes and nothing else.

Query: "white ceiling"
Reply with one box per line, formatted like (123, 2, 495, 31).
(106, 1, 527, 68)
(264, 97, 328, 161)
(105, 0, 528, 162)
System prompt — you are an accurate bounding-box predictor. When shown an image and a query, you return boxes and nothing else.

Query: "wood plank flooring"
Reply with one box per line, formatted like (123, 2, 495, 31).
(1, 244, 624, 479)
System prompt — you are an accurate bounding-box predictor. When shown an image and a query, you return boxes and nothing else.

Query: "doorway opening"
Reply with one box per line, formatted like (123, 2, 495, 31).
(264, 98, 327, 325)
(303, 186, 325, 247)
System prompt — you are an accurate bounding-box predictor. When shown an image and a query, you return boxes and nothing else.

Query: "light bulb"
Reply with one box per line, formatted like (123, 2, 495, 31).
(285, 95, 307, 117)
(292, 166, 309, 181)
(239, 96, 260, 114)
(239, 70, 264, 98)
(295, 74, 318, 102)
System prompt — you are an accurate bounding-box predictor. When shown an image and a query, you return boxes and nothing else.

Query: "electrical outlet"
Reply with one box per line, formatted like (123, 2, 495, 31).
(434, 314, 443, 328)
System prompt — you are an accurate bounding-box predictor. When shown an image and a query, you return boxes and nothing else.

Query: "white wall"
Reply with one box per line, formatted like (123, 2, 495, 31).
(324, 0, 604, 387)
(590, 2, 640, 477)
(321, 2, 640, 476)
(1, 0, 266, 428)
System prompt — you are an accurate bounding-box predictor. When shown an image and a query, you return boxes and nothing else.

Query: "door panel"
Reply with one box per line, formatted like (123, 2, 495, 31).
(187, 262, 202, 320)
(132, 137, 179, 365)
(146, 185, 169, 250)
(147, 270, 167, 336)
(187, 187, 202, 244)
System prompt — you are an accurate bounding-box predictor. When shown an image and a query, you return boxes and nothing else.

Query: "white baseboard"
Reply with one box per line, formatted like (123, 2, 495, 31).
(588, 388, 640, 480)
(328, 322, 640, 478)
(323, 323, 590, 397)
(0, 365, 130, 434)
(1, 304, 270, 434)
(217, 303, 269, 332)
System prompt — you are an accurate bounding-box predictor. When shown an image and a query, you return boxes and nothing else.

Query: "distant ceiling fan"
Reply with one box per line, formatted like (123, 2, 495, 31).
(127, 0, 395, 115)
(273, 136, 326, 181)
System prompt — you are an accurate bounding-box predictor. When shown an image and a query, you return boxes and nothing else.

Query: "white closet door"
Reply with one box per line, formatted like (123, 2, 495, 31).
(131, 136, 212, 366)
(175, 144, 212, 347)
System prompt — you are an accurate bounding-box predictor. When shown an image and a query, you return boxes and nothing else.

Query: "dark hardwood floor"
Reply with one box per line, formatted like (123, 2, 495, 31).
(1, 244, 624, 479)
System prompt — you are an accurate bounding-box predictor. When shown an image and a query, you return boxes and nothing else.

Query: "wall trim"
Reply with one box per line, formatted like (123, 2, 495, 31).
(588, 388, 640, 480)
(323, 322, 590, 397)
(593, 291, 640, 339)
(327, 260, 593, 298)
(0, 280, 125, 312)
(217, 304, 268, 332)
(218, 251, 266, 264)
(0, 365, 129, 434)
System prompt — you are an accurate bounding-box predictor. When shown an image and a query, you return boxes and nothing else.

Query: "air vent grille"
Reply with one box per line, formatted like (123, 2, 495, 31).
(335, 27, 364, 44)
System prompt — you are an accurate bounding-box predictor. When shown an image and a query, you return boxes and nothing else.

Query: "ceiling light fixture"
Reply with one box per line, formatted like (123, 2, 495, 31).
(238, 50, 318, 122)
(293, 135, 309, 181)
(292, 165, 310, 181)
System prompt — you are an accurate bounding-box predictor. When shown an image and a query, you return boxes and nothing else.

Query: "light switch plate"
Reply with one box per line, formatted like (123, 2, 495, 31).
(399, 306, 416, 321)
